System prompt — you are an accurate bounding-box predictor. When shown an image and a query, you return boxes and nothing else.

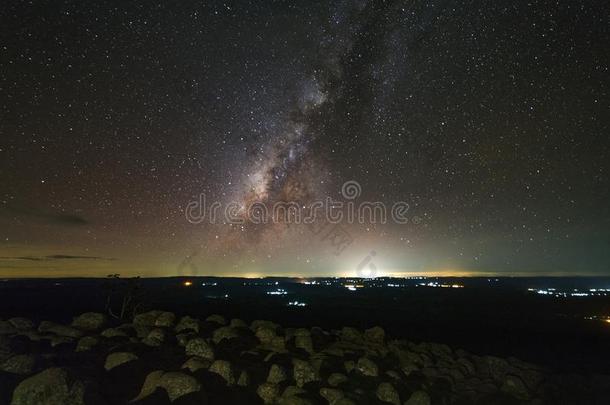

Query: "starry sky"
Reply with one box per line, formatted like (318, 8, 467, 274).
(1, 0, 608, 278)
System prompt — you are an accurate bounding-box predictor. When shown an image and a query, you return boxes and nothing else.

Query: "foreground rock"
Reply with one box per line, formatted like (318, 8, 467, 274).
(133, 370, 200, 402)
(0, 310, 607, 405)
(11, 368, 85, 405)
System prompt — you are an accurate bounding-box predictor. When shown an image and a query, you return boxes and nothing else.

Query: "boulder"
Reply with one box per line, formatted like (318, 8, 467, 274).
(185, 338, 214, 360)
(205, 314, 226, 325)
(100, 327, 128, 338)
(237, 370, 250, 386)
(181, 357, 211, 372)
(157, 371, 201, 402)
(320, 387, 344, 404)
(10, 368, 85, 405)
(133, 310, 175, 328)
(293, 359, 318, 387)
(404, 390, 431, 405)
(176, 332, 197, 347)
(209, 360, 235, 385)
(1, 354, 36, 375)
(71, 312, 107, 331)
(133, 370, 201, 402)
(75, 336, 99, 352)
(104, 352, 138, 371)
(0, 320, 17, 335)
(8, 318, 34, 330)
(38, 321, 83, 338)
(256, 327, 277, 345)
(500, 374, 530, 400)
(251, 320, 279, 333)
(175, 316, 200, 333)
(257, 382, 280, 404)
(212, 326, 240, 344)
(356, 357, 378, 377)
(328, 373, 348, 387)
(155, 312, 175, 327)
(50, 336, 74, 348)
(142, 328, 166, 347)
(295, 335, 314, 354)
(376, 382, 400, 405)
(230, 318, 248, 328)
(363, 326, 385, 344)
(339, 327, 362, 343)
(267, 364, 288, 384)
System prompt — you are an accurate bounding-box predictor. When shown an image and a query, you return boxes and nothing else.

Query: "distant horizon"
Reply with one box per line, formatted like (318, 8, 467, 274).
(3, 273, 610, 280)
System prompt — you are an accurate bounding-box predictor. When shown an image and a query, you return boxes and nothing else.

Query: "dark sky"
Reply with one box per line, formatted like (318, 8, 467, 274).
(1, 0, 608, 277)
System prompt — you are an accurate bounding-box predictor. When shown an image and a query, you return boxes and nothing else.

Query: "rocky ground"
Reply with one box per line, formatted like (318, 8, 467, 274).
(1, 311, 609, 405)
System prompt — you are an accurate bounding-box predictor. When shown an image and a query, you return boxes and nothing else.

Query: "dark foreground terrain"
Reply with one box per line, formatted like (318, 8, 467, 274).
(1, 277, 610, 404)
(1, 309, 610, 405)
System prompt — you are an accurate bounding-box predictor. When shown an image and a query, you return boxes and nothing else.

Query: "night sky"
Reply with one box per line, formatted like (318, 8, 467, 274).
(1, 0, 608, 277)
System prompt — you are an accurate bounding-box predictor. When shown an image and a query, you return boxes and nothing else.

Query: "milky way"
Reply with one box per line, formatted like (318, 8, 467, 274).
(1, 0, 608, 277)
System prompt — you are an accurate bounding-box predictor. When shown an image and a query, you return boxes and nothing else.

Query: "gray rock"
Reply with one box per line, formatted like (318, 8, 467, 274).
(279, 397, 316, 405)
(320, 387, 344, 404)
(133, 370, 201, 402)
(270, 335, 287, 352)
(212, 326, 240, 344)
(501, 374, 530, 400)
(237, 370, 250, 386)
(8, 318, 34, 330)
(0, 320, 17, 335)
(356, 357, 378, 377)
(75, 336, 99, 352)
(176, 332, 197, 347)
(295, 335, 314, 354)
(251, 320, 279, 333)
(257, 382, 280, 404)
(155, 312, 176, 327)
(158, 371, 201, 401)
(175, 316, 200, 333)
(38, 321, 83, 338)
(376, 382, 400, 405)
(293, 359, 318, 387)
(334, 399, 357, 405)
(185, 337, 215, 360)
(71, 312, 107, 331)
(50, 336, 74, 347)
(142, 328, 166, 347)
(206, 314, 226, 325)
(267, 364, 288, 384)
(339, 327, 362, 343)
(133, 310, 175, 327)
(404, 390, 431, 405)
(328, 373, 348, 387)
(209, 360, 235, 385)
(256, 326, 277, 345)
(104, 352, 138, 371)
(181, 357, 211, 372)
(282, 385, 307, 398)
(100, 327, 128, 338)
(10, 368, 86, 405)
(364, 326, 385, 344)
(1, 354, 36, 375)
(132, 324, 152, 339)
(0, 335, 11, 362)
(230, 318, 248, 328)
